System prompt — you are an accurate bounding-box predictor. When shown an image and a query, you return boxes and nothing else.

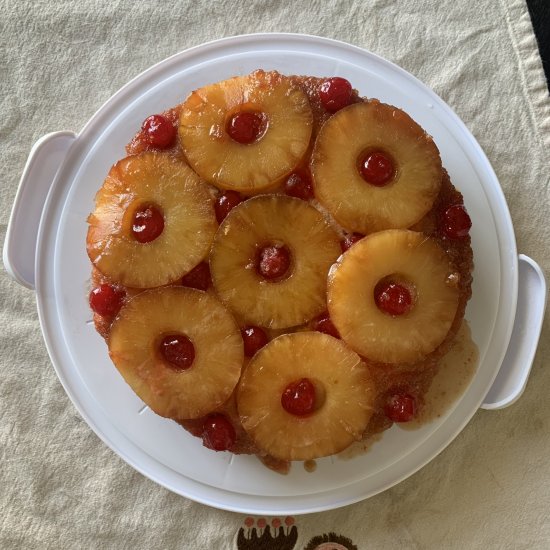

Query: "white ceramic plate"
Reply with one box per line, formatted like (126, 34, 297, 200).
(6, 34, 547, 515)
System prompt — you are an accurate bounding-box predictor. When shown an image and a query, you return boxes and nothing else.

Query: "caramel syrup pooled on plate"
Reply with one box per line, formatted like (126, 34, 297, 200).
(402, 321, 479, 429)
(304, 459, 317, 472)
(260, 454, 290, 475)
(339, 321, 479, 458)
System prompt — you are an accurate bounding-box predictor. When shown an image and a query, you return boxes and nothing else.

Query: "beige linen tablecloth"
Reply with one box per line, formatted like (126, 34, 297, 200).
(1, 0, 549, 548)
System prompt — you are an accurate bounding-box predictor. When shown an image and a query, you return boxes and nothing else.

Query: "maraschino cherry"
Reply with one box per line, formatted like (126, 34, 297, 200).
(215, 191, 242, 223)
(181, 262, 211, 291)
(131, 205, 164, 243)
(89, 284, 125, 317)
(319, 77, 353, 112)
(141, 114, 176, 149)
(385, 393, 417, 422)
(201, 414, 236, 451)
(340, 232, 364, 253)
(227, 112, 263, 144)
(257, 245, 291, 280)
(284, 171, 314, 201)
(241, 326, 269, 357)
(374, 281, 413, 316)
(311, 311, 340, 339)
(441, 204, 472, 239)
(281, 378, 316, 416)
(359, 151, 395, 186)
(159, 334, 195, 371)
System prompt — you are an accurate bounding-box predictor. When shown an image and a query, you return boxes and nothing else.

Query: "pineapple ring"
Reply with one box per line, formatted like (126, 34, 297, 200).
(109, 287, 244, 420)
(87, 152, 217, 288)
(179, 71, 313, 193)
(328, 230, 460, 365)
(311, 101, 442, 233)
(237, 332, 375, 461)
(210, 195, 341, 329)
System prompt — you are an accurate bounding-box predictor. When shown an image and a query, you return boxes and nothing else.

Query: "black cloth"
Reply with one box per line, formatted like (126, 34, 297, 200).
(527, 0, 550, 91)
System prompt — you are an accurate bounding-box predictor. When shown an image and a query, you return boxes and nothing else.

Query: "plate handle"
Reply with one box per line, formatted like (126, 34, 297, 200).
(481, 254, 547, 410)
(3, 131, 77, 290)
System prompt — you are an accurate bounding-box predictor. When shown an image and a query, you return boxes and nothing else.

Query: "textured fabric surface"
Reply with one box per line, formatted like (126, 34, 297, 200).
(1, 0, 549, 548)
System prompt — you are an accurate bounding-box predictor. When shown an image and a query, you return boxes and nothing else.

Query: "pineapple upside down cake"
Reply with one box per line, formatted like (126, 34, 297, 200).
(87, 70, 474, 471)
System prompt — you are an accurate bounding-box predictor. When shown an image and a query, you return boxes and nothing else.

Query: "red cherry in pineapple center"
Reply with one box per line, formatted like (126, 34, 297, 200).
(441, 204, 472, 239)
(374, 280, 413, 316)
(359, 150, 395, 187)
(319, 77, 353, 112)
(227, 111, 264, 144)
(141, 114, 176, 149)
(89, 284, 125, 317)
(257, 244, 291, 280)
(241, 326, 269, 357)
(281, 378, 316, 416)
(159, 333, 195, 371)
(385, 393, 417, 422)
(131, 204, 164, 243)
(201, 414, 236, 451)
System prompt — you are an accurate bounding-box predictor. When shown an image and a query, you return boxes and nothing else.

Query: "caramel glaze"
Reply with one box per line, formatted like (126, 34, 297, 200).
(90, 71, 474, 474)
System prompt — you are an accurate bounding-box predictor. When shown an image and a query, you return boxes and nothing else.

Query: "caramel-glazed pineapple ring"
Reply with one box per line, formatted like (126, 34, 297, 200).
(179, 71, 313, 193)
(210, 195, 341, 329)
(109, 287, 244, 420)
(237, 332, 375, 461)
(328, 230, 460, 365)
(312, 101, 442, 233)
(86, 152, 217, 289)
